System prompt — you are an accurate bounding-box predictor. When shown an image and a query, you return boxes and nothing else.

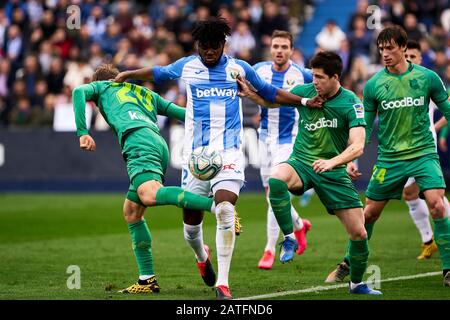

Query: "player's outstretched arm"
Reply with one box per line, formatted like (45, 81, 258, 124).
(237, 75, 323, 108)
(237, 75, 280, 108)
(312, 126, 365, 173)
(115, 67, 154, 83)
(275, 88, 324, 108)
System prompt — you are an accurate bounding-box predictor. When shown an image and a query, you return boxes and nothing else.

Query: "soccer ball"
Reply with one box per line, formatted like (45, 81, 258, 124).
(188, 146, 223, 181)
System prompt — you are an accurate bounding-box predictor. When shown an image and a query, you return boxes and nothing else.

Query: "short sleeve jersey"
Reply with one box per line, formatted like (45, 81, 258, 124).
(289, 83, 366, 166)
(364, 63, 449, 161)
(152, 54, 277, 161)
(253, 60, 312, 145)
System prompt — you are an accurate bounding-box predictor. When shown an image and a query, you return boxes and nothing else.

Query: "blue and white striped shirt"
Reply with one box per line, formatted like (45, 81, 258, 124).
(253, 61, 312, 144)
(153, 55, 277, 158)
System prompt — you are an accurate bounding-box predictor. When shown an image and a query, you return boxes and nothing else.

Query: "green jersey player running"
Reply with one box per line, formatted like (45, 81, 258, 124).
(326, 26, 450, 287)
(72, 64, 217, 294)
(239, 51, 381, 295)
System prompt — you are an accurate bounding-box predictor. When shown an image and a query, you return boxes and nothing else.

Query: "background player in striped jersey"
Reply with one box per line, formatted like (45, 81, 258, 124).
(326, 26, 450, 287)
(72, 64, 218, 294)
(253, 30, 312, 270)
(114, 17, 322, 299)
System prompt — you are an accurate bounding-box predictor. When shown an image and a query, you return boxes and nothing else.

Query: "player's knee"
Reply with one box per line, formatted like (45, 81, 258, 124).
(183, 209, 204, 225)
(364, 213, 378, 224)
(123, 203, 144, 224)
(269, 170, 288, 183)
(347, 223, 367, 240)
(137, 181, 161, 206)
(429, 198, 446, 219)
(354, 228, 368, 241)
(403, 189, 418, 201)
(364, 203, 381, 224)
(215, 201, 235, 230)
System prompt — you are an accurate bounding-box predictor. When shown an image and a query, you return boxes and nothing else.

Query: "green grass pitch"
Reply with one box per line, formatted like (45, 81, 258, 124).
(0, 192, 449, 300)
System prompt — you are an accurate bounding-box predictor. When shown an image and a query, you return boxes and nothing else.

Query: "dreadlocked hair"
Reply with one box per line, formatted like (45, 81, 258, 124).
(192, 16, 231, 45)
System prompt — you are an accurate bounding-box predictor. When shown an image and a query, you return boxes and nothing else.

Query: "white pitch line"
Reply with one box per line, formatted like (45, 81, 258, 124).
(236, 271, 442, 300)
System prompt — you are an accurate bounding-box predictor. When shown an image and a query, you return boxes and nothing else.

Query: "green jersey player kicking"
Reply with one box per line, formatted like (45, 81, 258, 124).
(238, 51, 381, 295)
(326, 26, 450, 288)
(72, 64, 217, 294)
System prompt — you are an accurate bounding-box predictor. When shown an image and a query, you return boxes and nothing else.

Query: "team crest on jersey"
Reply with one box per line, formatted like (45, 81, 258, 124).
(353, 103, 364, 118)
(229, 69, 240, 79)
(409, 79, 419, 90)
(286, 78, 296, 87)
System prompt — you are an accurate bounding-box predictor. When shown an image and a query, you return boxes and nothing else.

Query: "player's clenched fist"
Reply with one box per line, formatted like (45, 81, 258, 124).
(79, 134, 96, 151)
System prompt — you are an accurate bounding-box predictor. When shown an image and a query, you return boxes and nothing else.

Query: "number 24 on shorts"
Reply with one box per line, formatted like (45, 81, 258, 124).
(371, 165, 386, 184)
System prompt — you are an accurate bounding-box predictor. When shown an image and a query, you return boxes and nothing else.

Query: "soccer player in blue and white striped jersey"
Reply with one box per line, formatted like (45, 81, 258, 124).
(115, 17, 321, 299)
(253, 30, 313, 270)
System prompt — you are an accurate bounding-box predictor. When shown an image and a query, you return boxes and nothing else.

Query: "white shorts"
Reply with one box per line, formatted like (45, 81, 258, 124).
(259, 140, 293, 187)
(181, 148, 245, 197)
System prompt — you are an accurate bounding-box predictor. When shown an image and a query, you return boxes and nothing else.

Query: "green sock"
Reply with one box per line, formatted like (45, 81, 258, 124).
(128, 220, 154, 276)
(155, 186, 213, 212)
(268, 178, 293, 235)
(348, 238, 369, 283)
(344, 223, 374, 265)
(433, 217, 450, 270)
(365, 223, 374, 240)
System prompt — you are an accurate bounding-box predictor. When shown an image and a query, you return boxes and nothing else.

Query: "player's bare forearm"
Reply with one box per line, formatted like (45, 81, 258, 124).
(115, 67, 154, 82)
(236, 75, 280, 108)
(249, 90, 280, 108)
(313, 127, 365, 173)
(275, 89, 324, 108)
(331, 141, 364, 167)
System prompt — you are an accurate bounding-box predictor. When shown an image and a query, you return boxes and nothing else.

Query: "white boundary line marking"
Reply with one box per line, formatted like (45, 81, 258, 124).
(236, 271, 441, 300)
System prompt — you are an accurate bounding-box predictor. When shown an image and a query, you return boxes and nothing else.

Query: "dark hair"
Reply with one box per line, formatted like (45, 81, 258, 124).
(92, 64, 119, 81)
(271, 30, 293, 48)
(407, 40, 421, 51)
(192, 16, 231, 46)
(377, 25, 408, 48)
(310, 51, 343, 78)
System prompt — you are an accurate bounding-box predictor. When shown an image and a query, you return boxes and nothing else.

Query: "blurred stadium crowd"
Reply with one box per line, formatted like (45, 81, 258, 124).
(0, 0, 449, 130)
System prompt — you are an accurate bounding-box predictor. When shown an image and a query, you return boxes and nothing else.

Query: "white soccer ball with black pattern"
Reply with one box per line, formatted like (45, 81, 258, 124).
(188, 146, 223, 181)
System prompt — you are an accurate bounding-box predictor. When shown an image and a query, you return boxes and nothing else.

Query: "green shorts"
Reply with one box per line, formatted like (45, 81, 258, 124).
(122, 127, 168, 205)
(366, 153, 446, 201)
(285, 158, 363, 215)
